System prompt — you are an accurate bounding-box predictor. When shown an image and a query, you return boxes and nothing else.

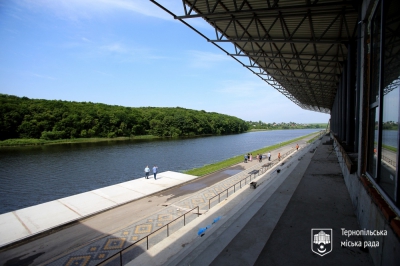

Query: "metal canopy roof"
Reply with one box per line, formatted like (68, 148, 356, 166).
(151, 0, 360, 113)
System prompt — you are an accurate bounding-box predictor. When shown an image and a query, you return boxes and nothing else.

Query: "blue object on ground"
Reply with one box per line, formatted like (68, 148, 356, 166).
(198, 227, 207, 236)
(213, 216, 221, 224)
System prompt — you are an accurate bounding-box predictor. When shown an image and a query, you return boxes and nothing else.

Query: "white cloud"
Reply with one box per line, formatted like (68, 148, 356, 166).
(30, 73, 56, 80)
(18, 0, 174, 21)
(93, 70, 113, 77)
(100, 43, 127, 53)
(94, 42, 172, 64)
(187, 50, 231, 68)
(217, 79, 274, 97)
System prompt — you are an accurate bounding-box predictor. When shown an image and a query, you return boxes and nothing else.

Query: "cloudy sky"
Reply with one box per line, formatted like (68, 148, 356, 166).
(0, 0, 330, 123)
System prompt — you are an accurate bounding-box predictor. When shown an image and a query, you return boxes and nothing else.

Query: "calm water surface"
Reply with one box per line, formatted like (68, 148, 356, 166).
(0, 129, 319, 214)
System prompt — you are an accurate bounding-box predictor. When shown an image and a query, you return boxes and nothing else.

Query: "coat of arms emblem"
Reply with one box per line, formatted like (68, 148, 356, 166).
(311, 229, 332, 256)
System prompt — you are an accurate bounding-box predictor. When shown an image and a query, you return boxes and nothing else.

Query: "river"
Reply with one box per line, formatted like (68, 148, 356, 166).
(0, 129, 320, 214)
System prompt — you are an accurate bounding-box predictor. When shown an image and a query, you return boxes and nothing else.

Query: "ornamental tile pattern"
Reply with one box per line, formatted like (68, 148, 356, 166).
(45, 157, 283, 266)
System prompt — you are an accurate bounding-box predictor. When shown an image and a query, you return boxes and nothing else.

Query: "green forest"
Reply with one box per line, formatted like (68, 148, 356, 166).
(0, 94, 249, 141)
(247, 120, 327, 130)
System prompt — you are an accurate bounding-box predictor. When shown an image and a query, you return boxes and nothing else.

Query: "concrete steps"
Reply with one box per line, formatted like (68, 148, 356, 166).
(127, 140, 318, 266)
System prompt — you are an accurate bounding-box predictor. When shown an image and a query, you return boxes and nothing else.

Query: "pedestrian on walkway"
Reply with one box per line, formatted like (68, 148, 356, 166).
(249, 153, 252, 162)
(278, 152, 281, 161)
(144, 165, 150, 179)
(152, 165, 158, 180)
(259, 154, 263, 162)
(256, 154, 259, 161)
(267, 152, 271, 161)
(244, 154, 248, 163)
(296, 144, 299, 151)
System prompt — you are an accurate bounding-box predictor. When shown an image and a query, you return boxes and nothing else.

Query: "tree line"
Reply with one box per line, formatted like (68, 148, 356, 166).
(0, 94, 249, 141)
(247, 120, 327, 130)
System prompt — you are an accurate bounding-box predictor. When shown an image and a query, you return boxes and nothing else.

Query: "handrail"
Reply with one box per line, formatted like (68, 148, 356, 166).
(382, 154, 396, 168)
(98, 145, 301, 265)
(96, 206, 199, 265)
(208, 149, 294, 209)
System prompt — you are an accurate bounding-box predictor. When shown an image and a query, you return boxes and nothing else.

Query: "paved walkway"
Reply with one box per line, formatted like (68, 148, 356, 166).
(252, 135, 373, 266)
(0, 172, 202, 248)
(0, 133, 319, 265)
(135, 134, 374, 266)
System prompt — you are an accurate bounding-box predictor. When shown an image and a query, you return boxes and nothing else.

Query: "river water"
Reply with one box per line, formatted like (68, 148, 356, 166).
(0, 129, 320, 214)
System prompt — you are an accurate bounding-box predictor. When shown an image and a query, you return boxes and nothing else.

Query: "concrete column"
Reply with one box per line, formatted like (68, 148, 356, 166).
(346, 42, 356, 151)
(341, 64, 347, 142)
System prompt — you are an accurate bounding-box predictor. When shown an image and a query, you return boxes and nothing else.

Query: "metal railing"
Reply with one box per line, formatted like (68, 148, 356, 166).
(97, 206, 199, 266)
(208, 149, 294, 209)
(382, 154, 397, 168)
(97, 147, 298, 265)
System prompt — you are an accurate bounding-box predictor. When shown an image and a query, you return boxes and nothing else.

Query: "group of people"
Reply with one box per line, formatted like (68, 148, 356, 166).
(244, 152, 273, 163)
(144, 165, 158, 180)
(243, 145, 300, 163)
(244, 153, 253, 163)
(146, 144, 300, 179)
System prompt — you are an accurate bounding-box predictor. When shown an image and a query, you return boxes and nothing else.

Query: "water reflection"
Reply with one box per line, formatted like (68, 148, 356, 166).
(0, 129, 319, 214)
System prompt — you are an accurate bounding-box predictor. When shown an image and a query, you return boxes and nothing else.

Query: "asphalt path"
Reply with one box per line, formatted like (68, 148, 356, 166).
(0, 134, 316, 265)
(1, 165, 247, 265)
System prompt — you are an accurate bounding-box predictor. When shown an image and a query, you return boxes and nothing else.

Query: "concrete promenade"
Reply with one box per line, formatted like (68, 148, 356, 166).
(0, 134, 315, 265)
(128, 134, 375, 266)
(0, 171, 200, 248)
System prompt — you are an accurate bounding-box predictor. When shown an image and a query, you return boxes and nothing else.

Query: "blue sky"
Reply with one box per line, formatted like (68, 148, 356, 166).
(0, 0, 330, 123)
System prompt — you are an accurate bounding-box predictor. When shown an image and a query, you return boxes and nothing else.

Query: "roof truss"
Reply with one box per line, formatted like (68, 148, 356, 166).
(151, 0, 360, 113)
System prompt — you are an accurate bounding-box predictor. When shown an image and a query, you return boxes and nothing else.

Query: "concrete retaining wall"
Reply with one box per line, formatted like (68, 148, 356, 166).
(334, 141, 400, 266)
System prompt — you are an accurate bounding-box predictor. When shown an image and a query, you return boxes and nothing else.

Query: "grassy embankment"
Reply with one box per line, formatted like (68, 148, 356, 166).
(0, 135, 156, 147)
(184, 131, 323, 177)
(0, 129, 323, 147)
(306, 133, 324, 144)
(382, 144, 397, 152)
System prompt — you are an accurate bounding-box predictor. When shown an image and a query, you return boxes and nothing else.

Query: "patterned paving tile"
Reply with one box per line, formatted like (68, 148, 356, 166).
(102, 237, 126, 250)
(44, 157, 289, 266)
(134, 224, 152, 235)
(63, 255, 92, 266)
(191, 197, 205, 205)
(157, 214, 172, 222)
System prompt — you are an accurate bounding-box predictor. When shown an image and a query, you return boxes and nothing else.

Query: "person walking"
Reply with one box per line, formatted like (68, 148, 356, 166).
(249, 153, 252, 162)
(259, 154, 263, 162)
(144, 165, 150, 179)
(296, 144, 299, 151)
(267, 152, 271, 161)
(278, 152, 281, 161)
(152, 165, 158, 180)
(244, 154, 248, 163)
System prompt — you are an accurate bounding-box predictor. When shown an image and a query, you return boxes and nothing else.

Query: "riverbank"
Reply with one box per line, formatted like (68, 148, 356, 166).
(184, 131, 322, 176)
(0, 129, 324, 147)
(0, 135, 158, 147)
(0, 133, 322, 265)
(0, 129, 322, 215)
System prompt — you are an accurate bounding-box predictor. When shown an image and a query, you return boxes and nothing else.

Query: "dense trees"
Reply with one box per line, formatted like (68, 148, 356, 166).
(247, 120, 327, 130)
(382, 121, 399, 130)
(0, 94, 249, 141)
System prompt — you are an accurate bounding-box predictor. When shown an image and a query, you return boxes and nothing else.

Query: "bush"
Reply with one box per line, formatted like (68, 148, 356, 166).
(107, 132, 116, 138)
(40, 131, 66, 140)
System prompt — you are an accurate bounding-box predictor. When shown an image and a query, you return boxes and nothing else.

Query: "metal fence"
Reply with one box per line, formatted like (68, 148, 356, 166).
(208, 149, 294, 209)
(96, 141, 307, 265)
(96, 206, 199, 266)
(382, 154, 397, 168)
